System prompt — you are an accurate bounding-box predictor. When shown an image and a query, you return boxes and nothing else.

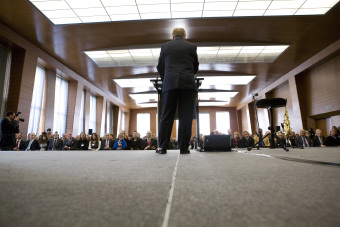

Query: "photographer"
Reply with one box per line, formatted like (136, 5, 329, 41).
(0, 111, 20, 150)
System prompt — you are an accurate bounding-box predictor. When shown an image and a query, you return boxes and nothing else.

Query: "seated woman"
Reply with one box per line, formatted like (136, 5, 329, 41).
(231, 131, 241, 148)
(89, 133, 101, 151)
(39, 133, 49, 151)
(76, 132, 89, 150)
(113, 133, 127, 150)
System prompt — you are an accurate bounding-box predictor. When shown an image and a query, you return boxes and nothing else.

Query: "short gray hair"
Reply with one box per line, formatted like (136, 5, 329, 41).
(172, 28, 186, 39)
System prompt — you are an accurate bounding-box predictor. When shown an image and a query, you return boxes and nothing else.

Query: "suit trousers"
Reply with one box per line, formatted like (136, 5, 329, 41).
(158, 89, 196, 150)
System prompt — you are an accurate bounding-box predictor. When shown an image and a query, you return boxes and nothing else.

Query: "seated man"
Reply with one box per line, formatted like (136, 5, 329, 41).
(189, 136, 199, 149)
(239, 131, 254, 148)
(325, 129, 340, 147)
(274, 131, 286, 147)
(143, 131, 157, 150)
(63, 133, 76, 150)
(13, 133, 26, 151)
(25, 133, 40, 151)
(295, 129, 312, 148)
(100, 133, 114, 150)
(48, 132, 63, 150)
(312, 129, 326, 147)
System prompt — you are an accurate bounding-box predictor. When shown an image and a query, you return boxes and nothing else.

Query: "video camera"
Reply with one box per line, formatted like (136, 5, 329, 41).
(15, 112, 25, 122)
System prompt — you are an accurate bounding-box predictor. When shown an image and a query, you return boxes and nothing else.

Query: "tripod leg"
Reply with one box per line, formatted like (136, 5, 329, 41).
(247, 133, 270, 151)
(274, 134, 289, 152)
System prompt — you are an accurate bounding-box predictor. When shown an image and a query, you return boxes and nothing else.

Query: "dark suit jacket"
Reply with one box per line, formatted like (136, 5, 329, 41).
(0, 118, 19, 148)
(239, 137, 254, 148)
(324, 136, 340, 146)
(63, 138, 76, 150)
(100, 139, 114, 150)
(157, 37, 199, 93)
(25, 140, 40, 151)
(295, 136, 313, 147)
(131, 138, 143, 150)
(143, 138, 157, 150)
(312, 136, 326, 147)
(48, 139, 63, 150)
(75, 139, 89, 150)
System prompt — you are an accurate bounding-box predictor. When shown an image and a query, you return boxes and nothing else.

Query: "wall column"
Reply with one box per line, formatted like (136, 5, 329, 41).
(84, 90, 91, 134)
(66, 81, 83, 136)
(288, 76, 304, 130)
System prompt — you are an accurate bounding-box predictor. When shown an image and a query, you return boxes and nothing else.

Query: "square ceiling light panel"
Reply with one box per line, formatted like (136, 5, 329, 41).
(86, 45, 289, 67)
(198, 91, 238, 101)
(29, 0, 340, 24)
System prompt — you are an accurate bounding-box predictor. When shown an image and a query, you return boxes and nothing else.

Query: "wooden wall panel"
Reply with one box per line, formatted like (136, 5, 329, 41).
(298, 55, 340, 117)
(66, 81, 77, 134)
(129, 108, 157, 137)
(112, 105, 119, 137)
(84, 90, 91, 134)
(241, 106, 250, 132)
(96, 96, 104, 136)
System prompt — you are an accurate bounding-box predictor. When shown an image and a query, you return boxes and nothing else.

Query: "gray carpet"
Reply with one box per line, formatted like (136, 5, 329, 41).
(0, 148, 339, 227)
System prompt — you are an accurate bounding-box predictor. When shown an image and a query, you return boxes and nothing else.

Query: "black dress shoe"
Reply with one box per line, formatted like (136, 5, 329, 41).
(180, 149, 190, 154)
(156, 148, 167, 154)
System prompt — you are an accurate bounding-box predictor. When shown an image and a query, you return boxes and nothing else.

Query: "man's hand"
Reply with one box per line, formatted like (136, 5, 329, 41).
(14, 116, 19, 121)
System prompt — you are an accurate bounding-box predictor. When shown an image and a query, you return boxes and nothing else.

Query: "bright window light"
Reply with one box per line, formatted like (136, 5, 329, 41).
(199, 113, 210, 136)
(216, 111, 230, 134)
(199, 101, 229, 106)
(198, 92, 238, 101)
(29, 0, 340, 24)
(129, 93, 158, 103)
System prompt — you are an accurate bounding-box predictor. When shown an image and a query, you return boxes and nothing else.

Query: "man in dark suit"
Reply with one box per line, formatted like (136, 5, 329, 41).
(189, 136, 199, 149)
(63, 133, 76, 150)
(100, 133, 114, 150)
(325, 129, 340, 147)
(295, 129, 313, 148)
(239, 131, 254, 148)
(48, 132, 63, 150)
(0, 111, 19, 150)
(312, 129, 326, 147)
(156, 28, 199, 154)
(25, 133, 40, 151)
(143, 131, 157, 150)
(13, 133, 26, 151)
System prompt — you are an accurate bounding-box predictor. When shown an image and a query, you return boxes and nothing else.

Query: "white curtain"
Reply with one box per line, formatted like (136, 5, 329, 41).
(216, 111, 230, 134)
(121, 112, 125, 131)
(137, 113, 150, 138)
(53, 76, 68, 135)
(27, 66, 45, 135)
(78, 90, 85, 135)
(199, 113, 210, 136)
(89, 95, 96, 132)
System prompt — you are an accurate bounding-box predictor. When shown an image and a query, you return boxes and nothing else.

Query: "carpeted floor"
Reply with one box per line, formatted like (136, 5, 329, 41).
(0, 147, 339, 227)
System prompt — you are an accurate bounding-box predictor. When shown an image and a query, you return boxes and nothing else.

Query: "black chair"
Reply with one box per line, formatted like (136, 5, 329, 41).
(247, 98, 289, 152)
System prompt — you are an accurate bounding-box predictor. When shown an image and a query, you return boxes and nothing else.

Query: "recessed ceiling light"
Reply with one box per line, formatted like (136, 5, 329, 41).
(86, 45, 289, 67)
(28, 0, 340, 25)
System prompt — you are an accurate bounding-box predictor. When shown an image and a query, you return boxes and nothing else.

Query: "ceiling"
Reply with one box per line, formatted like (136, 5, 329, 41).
(0, 0, 340, 109)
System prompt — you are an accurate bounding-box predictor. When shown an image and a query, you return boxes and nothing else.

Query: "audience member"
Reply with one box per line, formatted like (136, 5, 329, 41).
(90, 133, 100, 151)
(101, 133, 114, 150)
(274, 131, 286, 147)
(39, 133, 49, 151)
(113, 133, 127, 150)
(252, 132, 259, 145)
(131, 131, 143, 150)
(143, 131, 157, 150)
(25, 133, 40, 151)
(325, 129, 340, 146)
(312, 129, 326, 147)
(76, 132, 89, 150)
(308, 128, 315, 140)
(46, 128, 52, 140)
(13, 133, 26, 151)
(263, 131, 271, 147)
(239, 131, 254, 148)
(63, 133, 76, 150)
(295, 129, 312, 148)
(231, 131, 241, 148)
(227, 129, 233, 138)
(213, 129, 219, 135)
(189, 136, 199, 149)
(48, 132, 63, 150)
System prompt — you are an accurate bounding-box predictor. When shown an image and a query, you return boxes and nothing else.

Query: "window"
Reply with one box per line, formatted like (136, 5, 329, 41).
(216, 111, 230, 134)
(89, 95, 96, 132)
(78, 90, 85, 135)
(0, 44, 12, 118)
(199, 113, 210, 136)
(53, 76, 68, 135)
(137, 113, 150, 138)
(28, 66, 46, 135)
(121, 112, 125, 132)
